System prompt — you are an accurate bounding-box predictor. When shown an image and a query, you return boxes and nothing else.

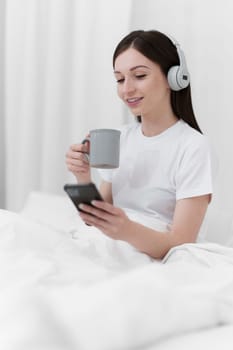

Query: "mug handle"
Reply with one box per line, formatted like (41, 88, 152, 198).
(81, 138, 90, 162)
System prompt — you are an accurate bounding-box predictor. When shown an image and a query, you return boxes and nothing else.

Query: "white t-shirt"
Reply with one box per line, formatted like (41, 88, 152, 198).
(98, 120, 213, 228)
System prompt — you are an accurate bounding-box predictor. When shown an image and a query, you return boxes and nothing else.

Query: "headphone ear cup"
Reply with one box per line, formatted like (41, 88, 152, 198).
(167, 65, 190, 91)
(167, 66, 182, 91)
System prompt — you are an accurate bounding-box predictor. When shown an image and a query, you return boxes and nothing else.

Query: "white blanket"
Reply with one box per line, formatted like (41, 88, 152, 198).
(0, 193, 233, 350)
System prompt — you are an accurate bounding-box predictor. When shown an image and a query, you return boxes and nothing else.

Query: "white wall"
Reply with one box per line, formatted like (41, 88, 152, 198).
(0, 0, 5, 208)
(4, 0, 132, 211)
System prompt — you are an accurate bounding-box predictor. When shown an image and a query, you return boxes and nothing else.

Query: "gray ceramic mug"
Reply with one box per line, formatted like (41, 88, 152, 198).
(82, 129, 121, 169)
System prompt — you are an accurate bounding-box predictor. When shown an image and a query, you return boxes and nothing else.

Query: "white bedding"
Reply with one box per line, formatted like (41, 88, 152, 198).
(0, 191, 233, 350)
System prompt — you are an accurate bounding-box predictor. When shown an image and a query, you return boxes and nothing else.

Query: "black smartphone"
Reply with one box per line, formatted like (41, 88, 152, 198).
(64, 182, 103, 213)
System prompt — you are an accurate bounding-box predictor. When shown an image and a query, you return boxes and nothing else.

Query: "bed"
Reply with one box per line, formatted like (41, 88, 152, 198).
(0, 190, 233, 350)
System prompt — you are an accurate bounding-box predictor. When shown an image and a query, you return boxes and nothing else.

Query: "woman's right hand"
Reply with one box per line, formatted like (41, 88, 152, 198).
(65, 141, 91, 183)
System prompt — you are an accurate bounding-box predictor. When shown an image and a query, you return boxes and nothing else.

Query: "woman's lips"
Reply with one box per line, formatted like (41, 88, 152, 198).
(126, 97, 143, 107)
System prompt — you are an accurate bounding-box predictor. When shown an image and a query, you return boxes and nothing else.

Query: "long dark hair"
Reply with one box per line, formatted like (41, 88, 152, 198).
(113, 30, 202, 133)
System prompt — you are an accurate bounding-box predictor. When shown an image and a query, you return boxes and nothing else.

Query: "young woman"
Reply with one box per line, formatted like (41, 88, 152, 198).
(65, 30, 213, 259)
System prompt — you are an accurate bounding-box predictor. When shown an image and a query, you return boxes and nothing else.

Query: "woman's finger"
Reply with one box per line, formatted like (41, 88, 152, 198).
(79, 211, 111, 231)
(91, 200, 121, 215)
(78, 204, 112, 221)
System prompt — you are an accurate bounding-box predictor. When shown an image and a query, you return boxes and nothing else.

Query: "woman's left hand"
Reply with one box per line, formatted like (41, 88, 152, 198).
(78, 201, 131, 240)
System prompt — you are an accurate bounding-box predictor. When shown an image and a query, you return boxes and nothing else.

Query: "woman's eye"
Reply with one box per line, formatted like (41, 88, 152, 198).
(116, 78, 124, 84)
(135, 74, 146, 79)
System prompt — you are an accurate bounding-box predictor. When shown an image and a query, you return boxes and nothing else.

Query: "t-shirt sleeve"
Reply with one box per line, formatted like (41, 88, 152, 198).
(175, 136, 213, 200)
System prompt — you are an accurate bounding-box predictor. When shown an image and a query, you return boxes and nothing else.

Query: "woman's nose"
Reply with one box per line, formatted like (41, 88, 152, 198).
(122, 79, 136, 94)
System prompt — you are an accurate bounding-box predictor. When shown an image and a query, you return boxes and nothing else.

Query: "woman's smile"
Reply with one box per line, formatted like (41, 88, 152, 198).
(126, 97, 144, 108)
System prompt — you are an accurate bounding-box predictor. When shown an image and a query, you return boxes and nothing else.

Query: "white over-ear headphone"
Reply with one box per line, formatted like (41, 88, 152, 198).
(167, 36, 190, 91)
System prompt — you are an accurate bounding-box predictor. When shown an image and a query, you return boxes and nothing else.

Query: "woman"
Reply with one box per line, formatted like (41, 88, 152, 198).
(65, 30, 213, 259)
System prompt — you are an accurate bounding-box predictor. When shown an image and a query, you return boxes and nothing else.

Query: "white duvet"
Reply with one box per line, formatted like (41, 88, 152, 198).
(0, 192, 233, 350)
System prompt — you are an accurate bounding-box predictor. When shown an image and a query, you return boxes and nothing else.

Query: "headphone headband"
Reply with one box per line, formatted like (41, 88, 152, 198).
(166, 35, 190, 91)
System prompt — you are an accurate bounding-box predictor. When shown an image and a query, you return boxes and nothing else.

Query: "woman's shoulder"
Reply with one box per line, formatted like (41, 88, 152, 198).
(179, 120, 209, 147)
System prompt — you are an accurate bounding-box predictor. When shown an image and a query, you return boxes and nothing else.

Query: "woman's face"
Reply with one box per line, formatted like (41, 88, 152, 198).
(114, 48, 170, 118)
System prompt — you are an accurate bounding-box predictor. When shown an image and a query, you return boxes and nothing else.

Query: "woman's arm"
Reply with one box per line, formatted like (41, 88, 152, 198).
(99, 181, 113, 204)
(123, 194, 210, 259)
(78, 194, 210, 259)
